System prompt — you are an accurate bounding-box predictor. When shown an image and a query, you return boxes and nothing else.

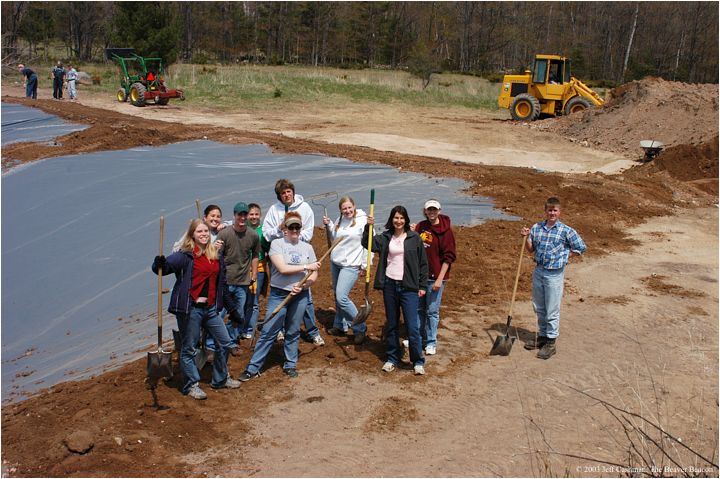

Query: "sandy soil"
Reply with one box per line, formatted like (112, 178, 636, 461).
(0, 82, 718, 477)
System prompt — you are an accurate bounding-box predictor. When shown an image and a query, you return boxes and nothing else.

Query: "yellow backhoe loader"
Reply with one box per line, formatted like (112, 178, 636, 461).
(498, 54, 604, 121)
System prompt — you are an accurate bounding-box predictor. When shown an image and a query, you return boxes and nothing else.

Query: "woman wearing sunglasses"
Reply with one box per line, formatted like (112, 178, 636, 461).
(239, 212, 321, 380)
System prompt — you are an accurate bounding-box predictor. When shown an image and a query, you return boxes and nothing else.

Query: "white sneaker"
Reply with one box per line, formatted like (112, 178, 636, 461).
(402, 339, 409, 349)
(425, 345, 436, 355)
(382, 361, 396, 372)
(313, 335, 325, 346)
(276, 331, 284, 342)
(187, 383, 207, 400)
(414, 365, 425, 375)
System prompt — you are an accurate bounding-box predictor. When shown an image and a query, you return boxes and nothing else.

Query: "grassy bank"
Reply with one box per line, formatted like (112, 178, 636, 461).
(75, 63, 500, 111)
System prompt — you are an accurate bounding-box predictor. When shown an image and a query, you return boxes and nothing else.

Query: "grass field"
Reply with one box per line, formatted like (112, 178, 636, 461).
(75, 63, 501, 112)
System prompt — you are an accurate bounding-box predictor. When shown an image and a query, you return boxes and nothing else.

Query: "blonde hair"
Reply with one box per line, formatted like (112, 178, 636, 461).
(179, 218, 218, 260)
(335, 196, 356, 230)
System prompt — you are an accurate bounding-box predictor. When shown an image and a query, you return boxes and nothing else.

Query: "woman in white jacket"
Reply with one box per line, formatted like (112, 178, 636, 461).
(323, 196, 369, 344)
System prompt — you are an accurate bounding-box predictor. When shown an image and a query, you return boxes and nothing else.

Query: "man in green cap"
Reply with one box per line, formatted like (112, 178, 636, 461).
(217, 202, 260, 348)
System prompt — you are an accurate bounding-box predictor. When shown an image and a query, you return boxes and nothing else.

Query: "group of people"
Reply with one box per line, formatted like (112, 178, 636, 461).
(152, 177, 585, 401)
(17, 61, 78, 100)
(151, 179, 460, 400)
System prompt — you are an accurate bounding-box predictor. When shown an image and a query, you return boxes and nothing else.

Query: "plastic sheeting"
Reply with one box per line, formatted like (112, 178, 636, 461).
(1, 139, 515, 402)
(1, 102, 88, 146)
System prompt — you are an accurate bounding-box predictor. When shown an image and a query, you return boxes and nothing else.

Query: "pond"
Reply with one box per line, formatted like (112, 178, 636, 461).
(1, 132, 516, 403)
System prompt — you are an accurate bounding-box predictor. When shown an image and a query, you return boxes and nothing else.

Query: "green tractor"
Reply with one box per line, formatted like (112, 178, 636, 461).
(105, 48, 184, 107)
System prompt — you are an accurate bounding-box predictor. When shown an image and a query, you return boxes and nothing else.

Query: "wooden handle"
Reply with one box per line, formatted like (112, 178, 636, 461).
(365, 189, 375, 284)
(157, 216, 164, 349)
(508, 235, 526, 318)
(195, 199, 202, 219)
(266, 236, 345, 321)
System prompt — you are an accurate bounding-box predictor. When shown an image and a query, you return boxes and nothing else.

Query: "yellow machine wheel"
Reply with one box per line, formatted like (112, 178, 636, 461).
(564, 96, 592, 115)
(129, 82, 146, 107)
(510, 93, 541, 121)
(117, 88, 127, 102)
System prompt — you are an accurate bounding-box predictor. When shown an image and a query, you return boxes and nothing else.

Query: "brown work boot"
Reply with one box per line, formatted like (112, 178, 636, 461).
(524, 336, 547, 350)
(537, 339, 556, 360)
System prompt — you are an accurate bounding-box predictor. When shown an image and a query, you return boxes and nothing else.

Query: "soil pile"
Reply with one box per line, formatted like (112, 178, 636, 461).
(533, 77, 719, 158)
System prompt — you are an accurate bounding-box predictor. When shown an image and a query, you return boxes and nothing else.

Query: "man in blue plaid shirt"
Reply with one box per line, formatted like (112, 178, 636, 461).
(521, 197, 586, 359)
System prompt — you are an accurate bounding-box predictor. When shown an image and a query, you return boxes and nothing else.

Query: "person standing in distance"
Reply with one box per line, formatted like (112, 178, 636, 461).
(18, 64, 38, 99)
(51, 61, 65, 100)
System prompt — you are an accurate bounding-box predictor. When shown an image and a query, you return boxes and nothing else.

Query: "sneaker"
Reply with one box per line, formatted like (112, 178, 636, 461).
(212, 376, 241, 389)
(382, 361, 396, 372)
(277, 331, 285, 342)
(537, 340, 557, 360)
(284, 368, 298, 378)
(241, 333, 253, 340)
(524, 336, 547, 351)
(425, 345, 436, 355)
(328, 327, 347, 336)
(414, 365, 426, 375)
(186, 383, 207, 400)
(402, 339, 409, 349)
(238, 370, 260, 382)
(353, 332, 366, 345)
(312, 335, 325, 346)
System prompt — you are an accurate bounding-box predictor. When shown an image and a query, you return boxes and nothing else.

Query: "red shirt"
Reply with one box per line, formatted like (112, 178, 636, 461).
(190, 248, 219, 305)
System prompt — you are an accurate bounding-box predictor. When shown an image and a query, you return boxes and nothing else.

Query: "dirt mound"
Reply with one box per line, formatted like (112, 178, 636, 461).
(533, 77, 719, 159)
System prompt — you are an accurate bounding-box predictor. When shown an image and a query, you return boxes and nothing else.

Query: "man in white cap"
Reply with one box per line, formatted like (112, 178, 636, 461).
(18, 64, 38, 99)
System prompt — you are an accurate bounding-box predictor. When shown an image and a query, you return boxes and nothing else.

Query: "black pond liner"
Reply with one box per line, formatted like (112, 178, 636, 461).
(1, 134, 517, 403)
(1, 102, 88, 146)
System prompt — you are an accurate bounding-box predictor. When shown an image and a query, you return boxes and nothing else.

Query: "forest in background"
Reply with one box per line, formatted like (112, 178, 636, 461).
(2, 1, 718, 85)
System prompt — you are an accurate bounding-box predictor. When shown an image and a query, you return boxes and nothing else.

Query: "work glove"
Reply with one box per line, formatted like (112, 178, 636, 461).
(228, 309, 244, 328)
(153, 255, 167, 271)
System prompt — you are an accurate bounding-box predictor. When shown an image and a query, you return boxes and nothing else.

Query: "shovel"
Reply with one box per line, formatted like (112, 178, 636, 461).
(352, 189, 375, 326)
(490, 234, 527, 356)
(310, 191, 338, 248)
(251, 235, 346, 347)
(147, 216, 174, 383)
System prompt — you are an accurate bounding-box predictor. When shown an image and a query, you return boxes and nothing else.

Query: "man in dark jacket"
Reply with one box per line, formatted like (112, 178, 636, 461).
(52, 61, 65, 99)
(18, 64, 37, 99)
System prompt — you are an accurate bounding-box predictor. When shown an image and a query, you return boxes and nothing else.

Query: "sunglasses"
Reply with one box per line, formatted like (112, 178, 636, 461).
(287, 225, 301, 231)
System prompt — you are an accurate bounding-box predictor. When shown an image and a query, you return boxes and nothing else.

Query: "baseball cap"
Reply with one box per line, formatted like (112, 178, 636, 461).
(233, 202, 249, 214)
(424, 199, 441, 210)
(284, 216, 302, 228)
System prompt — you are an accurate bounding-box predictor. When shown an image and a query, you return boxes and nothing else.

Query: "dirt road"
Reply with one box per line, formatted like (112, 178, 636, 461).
(1, 84, 717, 477)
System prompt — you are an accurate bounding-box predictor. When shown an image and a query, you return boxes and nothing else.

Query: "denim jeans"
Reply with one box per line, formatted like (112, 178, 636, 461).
(224, 284, 253, 343)
(532, 266, 565, 339)
(277, 288, 320, 338)
(68, 80, 77, 99)
(242, 271, 266, 337)
(383, 278, 424, 366)
(419, 279, 446, 348)
(331, 262, 366, 334)
(175, 305, 234, 394)
(26, 75, 37, 99)
(246, 287, 309, 373)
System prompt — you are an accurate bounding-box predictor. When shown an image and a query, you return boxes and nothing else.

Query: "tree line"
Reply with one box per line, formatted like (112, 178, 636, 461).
(2, 1, 718, 84)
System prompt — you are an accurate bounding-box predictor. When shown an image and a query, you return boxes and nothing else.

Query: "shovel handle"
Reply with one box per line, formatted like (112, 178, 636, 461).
(195, 199, 202, 219)
(157, 216, 164, 349)
(364, 189, 375, 285)
(507, 235, 526, 319)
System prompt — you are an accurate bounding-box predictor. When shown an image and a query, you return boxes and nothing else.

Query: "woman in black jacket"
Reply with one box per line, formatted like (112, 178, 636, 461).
(364, 205, 428, 375)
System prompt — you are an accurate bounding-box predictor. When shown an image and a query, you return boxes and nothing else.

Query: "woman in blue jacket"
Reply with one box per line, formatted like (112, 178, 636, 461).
(152, 218, 243, 400)
(364, 206, 428, 375)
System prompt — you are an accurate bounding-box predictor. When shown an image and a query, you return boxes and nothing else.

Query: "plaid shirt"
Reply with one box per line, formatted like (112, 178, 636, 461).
(529, 220, 586, 270)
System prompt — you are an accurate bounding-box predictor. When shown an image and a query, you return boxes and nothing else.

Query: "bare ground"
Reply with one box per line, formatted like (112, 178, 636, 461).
(1, 83, 718, 477)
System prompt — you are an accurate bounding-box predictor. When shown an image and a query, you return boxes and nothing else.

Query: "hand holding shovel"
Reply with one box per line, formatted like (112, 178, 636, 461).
(352, 189, 375, 326)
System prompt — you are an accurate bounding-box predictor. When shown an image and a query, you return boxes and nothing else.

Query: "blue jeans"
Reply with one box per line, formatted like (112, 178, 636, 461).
(175, 305, 234, 394)
(26, 75, 37, 99)
(246, 287, 309, 373)
(276, 288, 320, 338)
(331, 263, 366, 334)
(532, 266, 565, 339)
(224, 284, 253, 343)
(243, 271, 266, 337)
(419, 280, 446, 348)
(68, 80, 77, 99)
(383, 278, 424, 366)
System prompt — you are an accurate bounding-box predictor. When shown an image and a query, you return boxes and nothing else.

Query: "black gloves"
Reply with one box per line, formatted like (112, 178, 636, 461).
(228, 309, 243, 327)
(153, 255, 167, 271)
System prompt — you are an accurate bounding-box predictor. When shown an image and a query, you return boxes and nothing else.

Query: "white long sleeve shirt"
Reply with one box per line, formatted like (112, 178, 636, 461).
(262, 194, 315, 243)
(327, 208, 369, 269)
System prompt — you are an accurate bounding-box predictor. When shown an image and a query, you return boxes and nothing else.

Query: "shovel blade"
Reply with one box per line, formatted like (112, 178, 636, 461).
(147, 350, 173, 380)
(489, 335, 515, 356)
(352, 301, 373, 326)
